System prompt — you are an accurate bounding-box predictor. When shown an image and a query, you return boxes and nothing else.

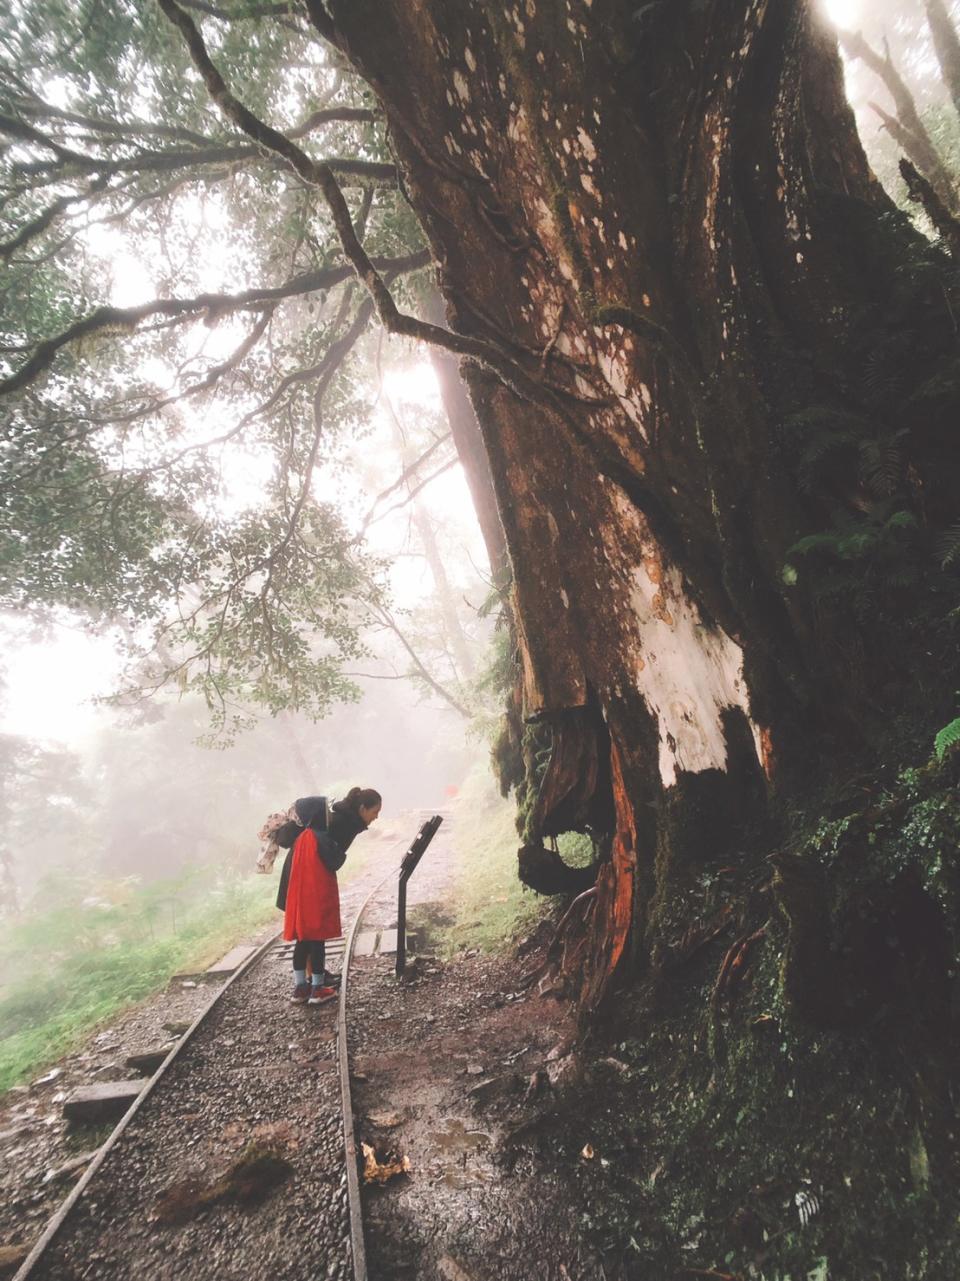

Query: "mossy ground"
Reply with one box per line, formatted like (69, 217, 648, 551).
(521, 751, 960, 1280)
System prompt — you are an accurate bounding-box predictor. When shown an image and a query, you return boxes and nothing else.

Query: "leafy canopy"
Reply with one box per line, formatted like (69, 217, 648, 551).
(0, 0, 430, 736)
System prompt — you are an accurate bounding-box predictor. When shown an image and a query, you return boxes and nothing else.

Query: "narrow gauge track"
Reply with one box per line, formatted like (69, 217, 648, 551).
(11, 835, 419, 1281)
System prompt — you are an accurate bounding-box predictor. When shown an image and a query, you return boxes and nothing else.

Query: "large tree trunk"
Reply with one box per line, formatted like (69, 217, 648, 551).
(321, 1, 960, 1012)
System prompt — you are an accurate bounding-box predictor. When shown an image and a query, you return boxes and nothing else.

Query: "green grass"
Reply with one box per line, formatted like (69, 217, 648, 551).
(0, 835, 384, 1095)
(441, 768, 550, 954)
(0, 868, 281, 1094)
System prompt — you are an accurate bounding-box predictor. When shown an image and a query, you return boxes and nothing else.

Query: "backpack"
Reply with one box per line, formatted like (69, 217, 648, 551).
(256, 795, 328, 873)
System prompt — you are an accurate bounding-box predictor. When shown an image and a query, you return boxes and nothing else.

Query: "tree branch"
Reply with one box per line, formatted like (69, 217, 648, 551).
(840, 28, 959, 211)
(359, 432, 453, 529)
(365, 602, 471, 717)
(900, 158, 960, 256)
(0, 248, 429, 395)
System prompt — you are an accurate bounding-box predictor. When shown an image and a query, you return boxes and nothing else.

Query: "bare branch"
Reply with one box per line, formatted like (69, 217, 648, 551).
(362, 457, 459, 531)
(840, 28, 959, 211)
(359, 432, 453, 528)
(365, 601, 471, 717)
(0, 248, 429, 395)
(900, 158, 960, 256)
(178, 0, 298, 18)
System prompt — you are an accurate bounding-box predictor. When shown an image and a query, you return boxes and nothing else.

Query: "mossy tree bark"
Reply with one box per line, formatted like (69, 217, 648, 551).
(320, 0, 960, 1011)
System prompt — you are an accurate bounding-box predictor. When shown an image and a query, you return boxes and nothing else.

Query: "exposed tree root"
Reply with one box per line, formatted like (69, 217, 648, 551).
(711, 928, 766, 1015)
(518, 844, 599, 897)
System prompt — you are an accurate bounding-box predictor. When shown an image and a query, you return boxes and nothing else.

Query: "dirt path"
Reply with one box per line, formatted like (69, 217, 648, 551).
(348, 810, 603, 1281)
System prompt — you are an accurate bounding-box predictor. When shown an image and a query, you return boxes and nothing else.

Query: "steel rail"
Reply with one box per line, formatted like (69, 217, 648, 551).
(12, 827, 429, 1281)
(12, 928, 282, 1281)
(337, 859, 401, 1281)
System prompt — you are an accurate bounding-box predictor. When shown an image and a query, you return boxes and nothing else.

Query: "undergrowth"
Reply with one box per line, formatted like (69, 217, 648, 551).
(534, 749, 960, 1280)
(440, 766, 548, 955)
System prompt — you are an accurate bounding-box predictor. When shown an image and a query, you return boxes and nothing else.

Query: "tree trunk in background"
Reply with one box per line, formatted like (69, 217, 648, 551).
(422, 282, 509, 586)
(383, 403, 478, 684)
(839, 27, 959, 212)
(322, 1, 960, 1013)
(411, 500, 476, 682)
(926, 0, 960, 127)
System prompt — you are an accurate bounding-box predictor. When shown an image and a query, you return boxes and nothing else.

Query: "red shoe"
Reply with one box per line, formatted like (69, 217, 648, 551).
(290, 982, 311, 1003)
(307, 985, 336, 1005)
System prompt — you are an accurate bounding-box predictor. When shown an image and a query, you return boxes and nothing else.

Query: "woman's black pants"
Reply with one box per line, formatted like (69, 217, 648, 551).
(292, 939, 326, 976)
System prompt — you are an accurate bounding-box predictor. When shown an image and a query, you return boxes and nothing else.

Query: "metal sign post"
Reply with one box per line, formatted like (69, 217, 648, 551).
(396, 815, 443, 977)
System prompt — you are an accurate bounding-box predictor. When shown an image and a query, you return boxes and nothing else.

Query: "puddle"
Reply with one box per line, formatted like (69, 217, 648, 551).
(426, 1120, 493, 1190)
(426, 1119, 491, 1155)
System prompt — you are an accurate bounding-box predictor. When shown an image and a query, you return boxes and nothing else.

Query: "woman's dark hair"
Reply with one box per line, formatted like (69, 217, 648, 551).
(332, 786, 382, 814)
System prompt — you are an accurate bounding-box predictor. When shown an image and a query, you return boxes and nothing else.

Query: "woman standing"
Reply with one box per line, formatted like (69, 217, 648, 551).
(282, 787, 382, 1004)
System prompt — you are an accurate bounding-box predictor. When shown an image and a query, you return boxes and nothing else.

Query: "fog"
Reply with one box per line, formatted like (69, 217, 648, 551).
(2, 0, 957, 918)
(0, 342, 492, 913)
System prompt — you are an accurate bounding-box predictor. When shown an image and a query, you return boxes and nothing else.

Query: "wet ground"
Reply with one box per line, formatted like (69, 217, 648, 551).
(347, 817, 603, 1281)
(0, 808, 606, 1281)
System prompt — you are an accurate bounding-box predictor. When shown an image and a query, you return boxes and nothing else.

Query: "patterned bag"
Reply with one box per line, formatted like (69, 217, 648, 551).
(256, 804, 300, 873)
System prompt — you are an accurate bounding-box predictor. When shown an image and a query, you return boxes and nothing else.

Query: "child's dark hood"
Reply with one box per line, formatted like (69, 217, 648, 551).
(294, 795, 327, 831)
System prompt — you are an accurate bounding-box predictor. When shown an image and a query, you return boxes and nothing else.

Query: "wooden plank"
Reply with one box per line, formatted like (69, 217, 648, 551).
(378, 929, 398, 955)
(63, 1081, 143, 1125)
(353, 932, 379, 957)
(125, 1048, 174, 1076)
(206, 944, 257, 974)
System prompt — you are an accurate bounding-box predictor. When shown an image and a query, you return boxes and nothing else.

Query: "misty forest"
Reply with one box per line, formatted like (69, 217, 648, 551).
(2, 0, 960, 1278)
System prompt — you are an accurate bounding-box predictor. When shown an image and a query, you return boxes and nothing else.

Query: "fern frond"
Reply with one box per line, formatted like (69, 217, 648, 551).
(883, 508, 916, 529)
(935, 524, 960, 569)
(787, 532, 843, 558)
(859, 430, 907, 498)
(934, 717, 960, 761)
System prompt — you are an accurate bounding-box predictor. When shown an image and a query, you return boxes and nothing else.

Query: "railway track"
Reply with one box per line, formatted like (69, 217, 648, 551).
(10, 822, 442, 1281)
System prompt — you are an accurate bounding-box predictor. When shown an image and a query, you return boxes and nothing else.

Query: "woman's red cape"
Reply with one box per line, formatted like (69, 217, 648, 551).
(282, 828, 342, 941)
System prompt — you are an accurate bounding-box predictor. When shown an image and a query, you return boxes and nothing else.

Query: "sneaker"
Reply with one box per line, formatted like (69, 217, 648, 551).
(290, 982, 311, 1003)
(321, 970, 341, 990)
(307, 985, 337, 1005)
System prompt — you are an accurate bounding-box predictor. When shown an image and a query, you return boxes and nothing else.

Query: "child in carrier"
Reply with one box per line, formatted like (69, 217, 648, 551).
(275, 788, 382, 1005)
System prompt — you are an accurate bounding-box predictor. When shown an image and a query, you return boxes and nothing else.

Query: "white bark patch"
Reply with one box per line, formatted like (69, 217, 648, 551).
(575, 127, 597, 163)
(596, 346, 649, 439)
(610, 497, 762, 786)
(453, 69, 470, 102)
(580, 172, 598, 196)
(507, 105, 529, 143)
(464, 47, 477, 72)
